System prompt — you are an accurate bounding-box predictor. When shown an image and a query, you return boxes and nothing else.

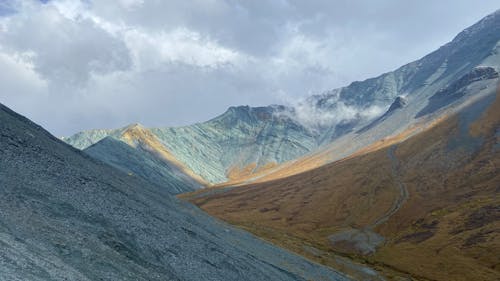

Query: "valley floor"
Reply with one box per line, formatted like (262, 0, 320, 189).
(182, 88, 500, 281)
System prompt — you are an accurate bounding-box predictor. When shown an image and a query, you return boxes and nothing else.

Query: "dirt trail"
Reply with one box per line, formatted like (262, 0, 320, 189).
(370, 144, 409, 228)
(329, 144, 409, 256)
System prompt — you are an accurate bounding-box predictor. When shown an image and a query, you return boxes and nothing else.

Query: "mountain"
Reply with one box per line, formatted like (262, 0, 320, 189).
(182, 10, 500, 281)
(150, 105, 318, 183)
(186, 78, 500, 281)
(294, 8, 500, 162)
(64, 10, 500, 186)
(84, 136, 200, 194)
(66, 105, 319, 184)
(7, 7, 499, 281)
(84, 123, 208, 194)
(0, 102, 353, 280)
(223, 9, 500, 185)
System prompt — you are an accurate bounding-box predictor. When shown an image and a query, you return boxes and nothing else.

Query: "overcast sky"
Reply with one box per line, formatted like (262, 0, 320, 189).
(0, 0, 498, 136)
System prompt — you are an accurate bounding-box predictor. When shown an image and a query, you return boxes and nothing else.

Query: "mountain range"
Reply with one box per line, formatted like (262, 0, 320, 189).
(64, 10, 500, 188)
(2, 8, 500, 281)
(0, 98, 353, 280)
(182, 10, 500, 281)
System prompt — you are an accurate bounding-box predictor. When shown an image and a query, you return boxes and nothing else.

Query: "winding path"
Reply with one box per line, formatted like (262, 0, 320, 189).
(370, 144, 409, 228)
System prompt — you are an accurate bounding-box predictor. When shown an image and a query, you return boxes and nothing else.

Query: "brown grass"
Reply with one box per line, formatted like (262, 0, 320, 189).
(184, 87, 500, 281)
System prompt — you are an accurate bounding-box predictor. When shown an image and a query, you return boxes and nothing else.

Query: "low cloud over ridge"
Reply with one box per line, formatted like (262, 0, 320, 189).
(0, 0, 498, 135)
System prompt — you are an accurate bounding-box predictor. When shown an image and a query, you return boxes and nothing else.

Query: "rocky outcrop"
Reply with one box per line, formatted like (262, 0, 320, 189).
(418, 66, 499, 117)
(386, 96, 408, 113)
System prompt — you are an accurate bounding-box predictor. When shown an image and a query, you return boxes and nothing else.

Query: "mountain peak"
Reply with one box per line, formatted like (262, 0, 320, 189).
(120, 123, 149, 138)
(450, 9, 500, 45)
(218, 105, 279, 123)
(121, 123, 153, 141)
(124, 123, 144, 130)
(486, 8, 500, 19)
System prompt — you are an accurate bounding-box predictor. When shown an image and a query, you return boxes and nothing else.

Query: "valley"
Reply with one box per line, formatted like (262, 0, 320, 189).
(185, 86, 500, 281)
(0, 101, 352, 280)
(63, 9, 500, 280)
(2, 4, 500, 281)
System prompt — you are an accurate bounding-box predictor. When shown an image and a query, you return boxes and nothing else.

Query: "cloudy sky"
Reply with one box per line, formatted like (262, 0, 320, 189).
(0, 0, 498, 136)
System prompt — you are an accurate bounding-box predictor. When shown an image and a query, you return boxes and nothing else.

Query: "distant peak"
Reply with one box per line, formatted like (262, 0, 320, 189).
(120, 123, 151, 141)
(488, 8, 500, 18)
(124, 123, 145, 130)
(228, 105, 250, 112)
(451, 9, 500, 43)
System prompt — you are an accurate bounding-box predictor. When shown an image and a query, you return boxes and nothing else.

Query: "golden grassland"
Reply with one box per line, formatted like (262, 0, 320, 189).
(226, 161, 278, 182)
(184, 88, 500, 281)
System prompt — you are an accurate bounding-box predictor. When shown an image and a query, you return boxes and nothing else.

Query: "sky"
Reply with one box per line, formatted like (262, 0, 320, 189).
(0, 0, 498, 136)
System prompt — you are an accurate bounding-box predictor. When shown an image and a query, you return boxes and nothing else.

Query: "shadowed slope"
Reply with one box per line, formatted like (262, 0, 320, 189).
(85, 136, 201, 194)
(186, 86, 500, 281)
(64, 10, 500, 185)
(149, 105, 318, 183)
(66, 106, 319, 184)
(118, 124, 208, 185)
(83, 123, 208, 194)
(0, 102, 352, 281)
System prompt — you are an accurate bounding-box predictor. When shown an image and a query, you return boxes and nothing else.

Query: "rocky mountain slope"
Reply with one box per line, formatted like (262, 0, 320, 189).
(182, 10, 500, 281)
(13, 8, 499, 281)
(0, 102, 353, 280)
(65, 105, 319, 184)
(186, 79, 500, 281)
(64, 10, 500, 186)
(84, 123, 208, 194)
(84, 136, 201, 194)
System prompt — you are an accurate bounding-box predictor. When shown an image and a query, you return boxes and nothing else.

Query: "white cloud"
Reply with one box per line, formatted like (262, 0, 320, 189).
(0, 1, 131, 87)
(123, 27, 243, 70)
(0, 0, 498, 135)
(277, 90, 386, 132)
(0, 51, 47, 99)
(118, 0, 144, 10)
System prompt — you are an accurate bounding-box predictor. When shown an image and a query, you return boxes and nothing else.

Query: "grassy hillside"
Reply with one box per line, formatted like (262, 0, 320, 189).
(185, 86, 500, 281)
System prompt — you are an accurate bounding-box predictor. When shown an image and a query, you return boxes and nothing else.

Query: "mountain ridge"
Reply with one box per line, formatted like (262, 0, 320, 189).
(186, 82, 500, 281)
(63, 9, 500, 186)
(3, 8, 500, 281)
(0, 100, 355, 281)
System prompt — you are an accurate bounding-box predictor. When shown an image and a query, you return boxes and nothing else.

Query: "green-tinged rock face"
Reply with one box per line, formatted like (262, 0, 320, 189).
(84, 137, 201, 194)
(64, 105, 320, 184)
(63, 129, 119, 150)
(64, 10, 500, 185)
(0, 102, 351, 281)
(151, 105, 319, 183)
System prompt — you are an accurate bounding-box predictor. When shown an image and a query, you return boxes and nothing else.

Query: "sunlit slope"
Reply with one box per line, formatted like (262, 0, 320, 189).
(150, 105, 318, 183)
(66, 106, 319, 184)
(83, 123, 207, 194)
(65, 10, 500, 185)
(85, 137, 201, 194)
(186, 86, 500, 281)
(222, 66, 499, 186)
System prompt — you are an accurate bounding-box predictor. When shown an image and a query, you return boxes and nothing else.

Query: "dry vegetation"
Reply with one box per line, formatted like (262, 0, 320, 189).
(184, 88, 500, 281)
